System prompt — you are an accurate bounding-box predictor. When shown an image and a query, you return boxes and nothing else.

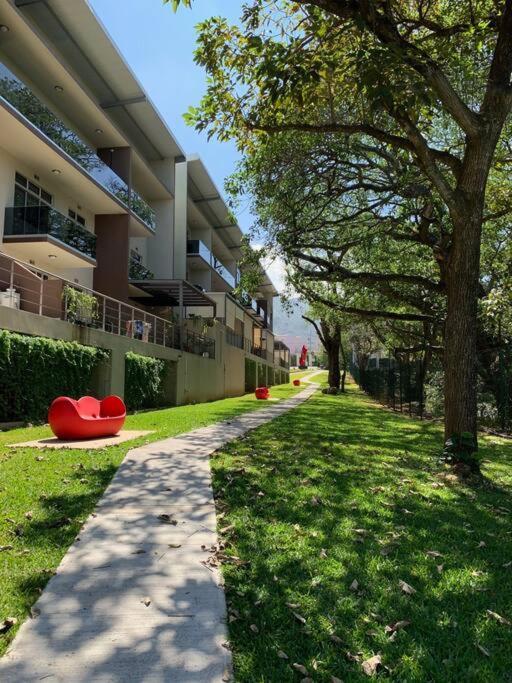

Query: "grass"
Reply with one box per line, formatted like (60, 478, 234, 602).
(210, 381, 512, 682)
(0, 380, 302, 655)
(290, 368, 327, 381)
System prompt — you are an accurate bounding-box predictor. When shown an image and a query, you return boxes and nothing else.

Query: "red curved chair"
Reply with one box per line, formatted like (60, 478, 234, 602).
(255, 386, 270, 400)
(48, 395, 126, 440)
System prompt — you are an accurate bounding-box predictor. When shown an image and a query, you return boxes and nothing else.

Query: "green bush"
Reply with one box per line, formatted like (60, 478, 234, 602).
(245, 358, 257, 392)
(0, 330, 108, 423)
(258, 363, 267, 387)
(125, 352, 168, 410)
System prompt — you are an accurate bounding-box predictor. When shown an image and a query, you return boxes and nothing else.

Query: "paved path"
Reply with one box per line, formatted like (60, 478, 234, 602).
(0, 383, 318, 683)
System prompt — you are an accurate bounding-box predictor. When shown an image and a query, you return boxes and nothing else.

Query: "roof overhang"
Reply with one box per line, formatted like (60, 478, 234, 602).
(129, 279, 217, 312)
(9, 0, 181, 199)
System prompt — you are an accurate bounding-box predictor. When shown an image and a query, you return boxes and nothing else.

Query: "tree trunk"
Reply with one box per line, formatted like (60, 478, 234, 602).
(443, 210, 482, 444)
(327, 339, 341, 389)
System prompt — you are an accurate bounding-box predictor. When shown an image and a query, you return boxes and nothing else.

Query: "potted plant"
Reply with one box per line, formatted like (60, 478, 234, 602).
(63, 285, 98, 326)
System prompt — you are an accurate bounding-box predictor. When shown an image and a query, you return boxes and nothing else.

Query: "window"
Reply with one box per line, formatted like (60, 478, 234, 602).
(68, 209, 86, 226)
(14, 173, 52, 208)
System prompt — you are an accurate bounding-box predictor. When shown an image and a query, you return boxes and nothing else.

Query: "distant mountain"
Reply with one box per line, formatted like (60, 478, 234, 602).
(273, 299, 321, 354)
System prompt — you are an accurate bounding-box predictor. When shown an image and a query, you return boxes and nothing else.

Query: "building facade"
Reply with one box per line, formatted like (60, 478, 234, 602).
(0, 0, 289, 407)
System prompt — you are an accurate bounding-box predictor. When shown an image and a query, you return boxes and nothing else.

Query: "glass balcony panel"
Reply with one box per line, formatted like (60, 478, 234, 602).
(0, 62, 129, 205)
(130, 189, 156, 231)
(4, 206, 96, 260)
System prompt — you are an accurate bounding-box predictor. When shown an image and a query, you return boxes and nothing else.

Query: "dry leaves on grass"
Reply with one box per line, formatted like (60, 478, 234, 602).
(361, 654, 383, 676)
(486, 609, 511, 626)
(398, 580, 417, 595)
(277, 650, 289, 659)
(384, 620, 411, 634)
(349, 579, 359, 592)
(292, 663, 308, 675)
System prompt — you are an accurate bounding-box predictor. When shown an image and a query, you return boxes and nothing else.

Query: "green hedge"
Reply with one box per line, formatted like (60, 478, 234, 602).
(125, 352, 168, 410)
(245, 358, 257, 392)
(258, 363, 267, 387)
(0, 330, 108, 423)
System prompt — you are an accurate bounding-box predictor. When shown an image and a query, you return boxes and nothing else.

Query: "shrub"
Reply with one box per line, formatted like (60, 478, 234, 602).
(0, 330, 108, 423)
(245, 358, 257, 392)
(124, 352, 168, 410)
(258, 363, 266, 387)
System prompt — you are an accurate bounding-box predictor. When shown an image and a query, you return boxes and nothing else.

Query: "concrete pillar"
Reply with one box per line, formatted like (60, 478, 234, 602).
(173, 160, 188, 280)
(93, 214, 130, 302)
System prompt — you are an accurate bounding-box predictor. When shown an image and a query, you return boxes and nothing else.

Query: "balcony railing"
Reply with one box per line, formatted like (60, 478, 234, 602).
(226, 328, 244, 349)
(0, 62, 131, 207)
(0, 252, 215, 359)
(0, 63, 156, 233)
(129, 255, 154, 280)
(4, 206, 96, 260)
(187, 240, 236, 289)
(112, 184, 156, 232)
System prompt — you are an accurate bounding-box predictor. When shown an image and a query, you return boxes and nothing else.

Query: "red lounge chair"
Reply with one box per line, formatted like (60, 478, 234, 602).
(255, 386, 270, 400)
(48, 395, 126, 440)
(293, 379, 301, 386)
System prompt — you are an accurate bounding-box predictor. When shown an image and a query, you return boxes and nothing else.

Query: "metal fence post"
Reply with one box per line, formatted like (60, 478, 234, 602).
(118, 302, 121, 335)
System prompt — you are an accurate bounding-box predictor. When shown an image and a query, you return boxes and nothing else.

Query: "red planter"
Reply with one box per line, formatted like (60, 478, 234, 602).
(293, 379, 301, 386)
(255, 386, 270, 400)
(48, 395, 126, 440)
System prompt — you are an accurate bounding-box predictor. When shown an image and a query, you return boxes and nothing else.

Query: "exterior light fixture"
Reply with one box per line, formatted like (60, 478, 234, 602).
(51, 169, 61, 175)
(0, 25, 10, 33)
(54, 85, 64, 93)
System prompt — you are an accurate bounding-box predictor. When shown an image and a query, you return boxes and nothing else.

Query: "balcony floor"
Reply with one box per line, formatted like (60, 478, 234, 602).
(1, 236, 96, 270)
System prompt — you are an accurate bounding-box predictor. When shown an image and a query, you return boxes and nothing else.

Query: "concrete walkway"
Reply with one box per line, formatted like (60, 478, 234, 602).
(0, 383, 318, 683)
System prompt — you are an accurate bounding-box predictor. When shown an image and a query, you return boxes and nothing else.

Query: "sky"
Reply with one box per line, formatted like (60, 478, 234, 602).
(88, 0, 311, 341)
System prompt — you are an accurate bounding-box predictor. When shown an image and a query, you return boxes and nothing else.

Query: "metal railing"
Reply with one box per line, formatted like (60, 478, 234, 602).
(226, 328, 244, 349)
(0, 253, 215, 358)
(4, 206, 96, 260)
(187, 240, 236, 289)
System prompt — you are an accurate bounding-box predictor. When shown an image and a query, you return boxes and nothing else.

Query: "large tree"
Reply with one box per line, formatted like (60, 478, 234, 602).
(170, 0, 512, 449)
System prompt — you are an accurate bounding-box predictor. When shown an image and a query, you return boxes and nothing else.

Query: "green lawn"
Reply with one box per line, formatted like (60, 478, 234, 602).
(210, 382, 512, 682)
(290, 368, 327, 381)
(0, 381, 301, 655)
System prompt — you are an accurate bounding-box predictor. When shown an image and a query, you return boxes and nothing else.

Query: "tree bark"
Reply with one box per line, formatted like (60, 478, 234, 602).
(327, 337, 341, 389)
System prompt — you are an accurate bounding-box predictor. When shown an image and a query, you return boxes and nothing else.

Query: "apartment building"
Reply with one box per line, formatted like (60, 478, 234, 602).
(0, 0, 289, 406)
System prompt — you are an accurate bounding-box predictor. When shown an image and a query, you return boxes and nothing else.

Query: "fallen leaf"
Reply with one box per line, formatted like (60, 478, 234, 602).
(478, 541, 486, 548)
(398, 580, 416, 595)
(158, 514, 177, 525)
(286, 602, 300, 609)
(131, 549, 146, 555)
(385, 620, 411, 634)
(292, 663, 308, 675)
(320, 548, 328, 558)
(330, 634, 343, 644)
(436, 564, 444, 574)
(0, 617, 17, 634)
(24, 511, 33, 520)
(0, 545, 13, 552)
(476, 643, 490, 657)
(486, 609, 511, 626)
(293, 612, 307, 625)
(503, 561, 511, 568)
(331, 678, 344, 683)
(310, 496, 321, 506)
(350, 579, 359, 592)
(250, 624, 259, 633)
(35, 456, 44, 462)
(300, 678, 313, 683)
(277, 650, 288, 659)
(426, 550, 443, 558)
(168, 543, 182, 549)
(141, 597, 151, 607)
(361, 654, 382, 676)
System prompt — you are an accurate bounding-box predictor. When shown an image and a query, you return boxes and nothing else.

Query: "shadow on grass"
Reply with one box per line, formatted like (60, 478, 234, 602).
(211, 388, 512, 682)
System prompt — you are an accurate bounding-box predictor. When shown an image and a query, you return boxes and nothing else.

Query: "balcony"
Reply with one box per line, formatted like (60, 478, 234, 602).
(3, 206, 96, 268)
(187, 240, 236, 289)
(129, 255, 154, 281)
(0, 62, 155, 235)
